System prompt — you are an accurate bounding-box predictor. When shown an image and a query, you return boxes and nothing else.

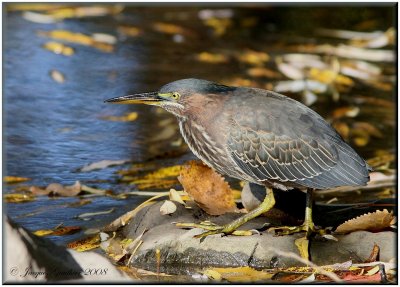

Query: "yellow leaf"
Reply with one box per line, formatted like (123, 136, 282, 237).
(37, 30, 114, 53)
(4, 176, 30, 183)
(295, 237, 310, 260)
(196, 52, 229, 64)
(67, 234, 100, 252)
(33, 229, 54, 236)
(101, 112, 138, 122)
(210, 266, 274, 282)
(43, 41, 74, 56)
(152, 22, 187, 35)
(203, 269, 222, 281)
(4, 193, 35, 203)
(128, 165, 183, 190)
(203, 18, 232, 36)
(33, 226, 81, 237)
(236, 50, 270, 66)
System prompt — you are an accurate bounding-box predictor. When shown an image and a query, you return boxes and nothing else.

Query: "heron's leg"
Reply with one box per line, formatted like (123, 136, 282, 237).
(176, 188, 275, 239)
(268, 188, 325, 237)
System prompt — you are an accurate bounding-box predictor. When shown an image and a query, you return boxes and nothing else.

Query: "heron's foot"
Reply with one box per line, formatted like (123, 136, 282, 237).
(268, 220, 326, 238)
(176, 221, 257, 239)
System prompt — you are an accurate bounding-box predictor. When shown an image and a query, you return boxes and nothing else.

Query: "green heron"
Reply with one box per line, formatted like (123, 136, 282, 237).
(106, 78, 371, 238)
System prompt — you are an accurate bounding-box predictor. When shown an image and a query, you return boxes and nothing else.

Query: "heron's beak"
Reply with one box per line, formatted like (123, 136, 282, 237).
(104, 92, 163, 105)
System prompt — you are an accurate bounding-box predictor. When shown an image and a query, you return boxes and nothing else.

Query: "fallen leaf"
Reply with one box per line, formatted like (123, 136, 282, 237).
(37, 30, 114, 52)
(22, 6, 123, 23)
(67, 234, 100, 252)
(332, 106, 360, 119)
(274, 80, 327, 93)
(295, 236, 310, 260)
(102, 193, 168, 232)
(196, 52, 229, 64)
(50, 70, 65, 83)
(178, 161, 236, 215)
(159, 200, 177, 215)
(352, 122, 383, 138)
(203, 269, 222, 281)
(206, 267, 274, 282)
(335, 209, 394, 234)
(277, 62, 304, 80)
(365, 243, 380, 263)
(33, 226, 81, 237)
(101, 112, 138, 122)
(125, 165, 183, 190)
(46, 181, 81, 196)
(340, 271, 381, 282)
(169, 188, 186, 205)
(117, 25, 141, 37)
(203, 17, 232, 36)
(91, 33, 116, 44)
(79, 159, 130, 172)
(4, 176, 30, 183)
(152, 22, 189, 35)
(332, 122, 350, 140)
(42, 41, 74, 56)
(246, 67, 282, 79)
(235, 49, 270, 66)
(298, 273, 316, 283)
(77, 207, 115, 220)
(4, 193, 35, 203)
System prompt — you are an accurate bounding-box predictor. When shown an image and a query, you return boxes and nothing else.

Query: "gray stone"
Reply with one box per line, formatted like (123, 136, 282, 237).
(124, 201, 396, 275)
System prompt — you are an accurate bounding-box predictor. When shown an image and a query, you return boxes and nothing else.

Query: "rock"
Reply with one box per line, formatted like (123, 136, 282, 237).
(124, 201, 395, 274)
(4, 218, 131, 283)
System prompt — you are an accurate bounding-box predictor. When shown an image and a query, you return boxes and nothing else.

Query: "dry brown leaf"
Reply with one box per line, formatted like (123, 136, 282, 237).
(335, 209, 394, 234)
(365, 243, 380, 263)
(47, 181, 81, 196)
(67, 234, 100, 252)
(178, 161, 236, 215)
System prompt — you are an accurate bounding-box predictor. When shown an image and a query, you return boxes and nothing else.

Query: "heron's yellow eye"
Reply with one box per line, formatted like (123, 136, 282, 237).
(171, 92, 181, 100)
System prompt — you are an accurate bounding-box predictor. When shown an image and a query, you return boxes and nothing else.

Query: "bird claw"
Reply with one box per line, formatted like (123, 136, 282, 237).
(176, 221, 256, 239)
(268, 223, 327, 237)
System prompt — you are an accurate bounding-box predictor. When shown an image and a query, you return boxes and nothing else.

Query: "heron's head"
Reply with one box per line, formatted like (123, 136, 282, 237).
(105, 78, 235, 118)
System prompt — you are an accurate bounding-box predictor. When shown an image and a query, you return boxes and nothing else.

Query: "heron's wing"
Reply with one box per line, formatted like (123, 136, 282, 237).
(226, 89, 369, 188)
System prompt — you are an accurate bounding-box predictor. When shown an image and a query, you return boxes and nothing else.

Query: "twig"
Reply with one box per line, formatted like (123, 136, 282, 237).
(315, 178, 394, 196)
(267, 247, 342, 282)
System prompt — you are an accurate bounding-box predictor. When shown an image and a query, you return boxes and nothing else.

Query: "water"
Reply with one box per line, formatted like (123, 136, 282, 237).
(4, 5, 395, 246)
